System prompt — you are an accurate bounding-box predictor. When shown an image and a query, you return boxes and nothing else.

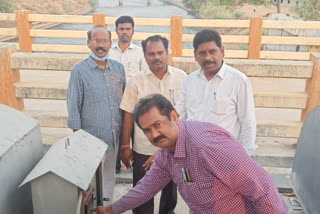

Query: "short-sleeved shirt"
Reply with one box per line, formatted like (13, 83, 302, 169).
(108, 42, 148, 81)
(120, 66, 187, 155)
(67, 56, 126, 149)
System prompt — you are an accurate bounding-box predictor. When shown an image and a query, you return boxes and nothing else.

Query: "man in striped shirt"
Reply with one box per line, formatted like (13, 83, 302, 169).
(67, 25, 126, 206)
(92, 94, 287, 214)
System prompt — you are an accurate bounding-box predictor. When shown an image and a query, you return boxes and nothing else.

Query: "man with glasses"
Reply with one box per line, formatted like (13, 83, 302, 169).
(67, 25, 126, 206)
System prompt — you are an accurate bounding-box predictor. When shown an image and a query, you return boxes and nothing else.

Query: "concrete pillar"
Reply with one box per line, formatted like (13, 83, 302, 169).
(0, 44, 24, 110)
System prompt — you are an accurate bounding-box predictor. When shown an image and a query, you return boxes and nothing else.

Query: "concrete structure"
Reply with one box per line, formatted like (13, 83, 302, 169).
(272, 0, 298, 6)
(19, 130, 108, 214)
(0, 104, 43, 214)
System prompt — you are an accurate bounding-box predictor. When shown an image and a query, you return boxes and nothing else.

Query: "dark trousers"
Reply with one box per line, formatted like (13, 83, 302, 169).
(132, 151, 177, 214)
(116, 142, 121, 171)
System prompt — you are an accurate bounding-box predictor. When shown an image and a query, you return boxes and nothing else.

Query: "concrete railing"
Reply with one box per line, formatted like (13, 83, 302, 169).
(1, 44, 320, 170)
(0, 11, 320, 60)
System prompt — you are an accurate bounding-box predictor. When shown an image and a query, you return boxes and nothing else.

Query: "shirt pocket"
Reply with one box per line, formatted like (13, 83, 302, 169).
(184, 178, 213, 207)
(210, 98, 230, 115)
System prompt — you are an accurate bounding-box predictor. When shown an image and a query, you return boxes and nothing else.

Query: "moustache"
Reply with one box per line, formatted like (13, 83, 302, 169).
(204, 61, 215, 66)
(96, 47, 106, 52)
(152, 60, 162, 64)
(153, 135, 166, 144)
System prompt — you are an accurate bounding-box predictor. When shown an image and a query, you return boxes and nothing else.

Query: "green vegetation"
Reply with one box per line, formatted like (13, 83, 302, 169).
(182, 0, 270, 19)
(0, 0, 13, 13)
(294, 0, 320, 21)
(88, 0, 98, 7)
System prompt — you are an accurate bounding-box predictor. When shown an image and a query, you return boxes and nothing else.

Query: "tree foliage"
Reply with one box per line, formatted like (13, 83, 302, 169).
(295, 0, 320, 21)
(0, 0, 13, 12)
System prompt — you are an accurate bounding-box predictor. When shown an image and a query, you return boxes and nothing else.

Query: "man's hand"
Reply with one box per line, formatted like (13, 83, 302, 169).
(121, 148, 133, 168)
(143, 153, 156, 171)
(91, 205, 114, 214)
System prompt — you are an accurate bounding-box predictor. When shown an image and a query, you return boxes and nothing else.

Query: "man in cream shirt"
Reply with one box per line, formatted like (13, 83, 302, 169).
(175, 29, 257, 155)
(120, 35, 187, 214)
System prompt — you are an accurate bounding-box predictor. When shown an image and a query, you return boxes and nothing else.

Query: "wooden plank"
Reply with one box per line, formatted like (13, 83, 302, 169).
(16, 10, 33, 53)
(182, 49, 248, 58)
(263, 20, 320, 30)
(0, 28, 17, 36)
(132, 32, 170, 40)
(301, 53, 320, 121)
(261, 36, 320, 46)
(183, 19, 250, 28)
(93, 13, 106, 27)
(32, 44, 90, 53)
(0, 44, 24, 110)
(29, 14, 93, 23)
(260, 51, 310, 60)
(30, 29, 87, 38)
(171, 16, 183, 57)
(133, 18, 171, 26)
(248, 17, 263, 59)
(0, 13, 16, 21)
(183, 34, 249, 43)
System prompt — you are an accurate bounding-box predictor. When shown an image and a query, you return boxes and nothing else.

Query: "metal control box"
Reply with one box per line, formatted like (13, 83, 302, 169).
(20, 129, 108, 214)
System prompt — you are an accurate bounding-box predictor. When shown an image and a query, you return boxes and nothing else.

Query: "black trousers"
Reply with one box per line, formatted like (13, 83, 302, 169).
(116, 142, 121, 171)
(132, 151, 177, 214)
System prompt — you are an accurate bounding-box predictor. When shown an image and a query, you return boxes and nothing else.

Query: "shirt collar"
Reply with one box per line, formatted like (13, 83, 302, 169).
(112, 42, 136, 50)
(174, 121, 186, 158)
(145, 65, 171, 77)
(87, 56, 109, 70)
(198, 61, 226, 80)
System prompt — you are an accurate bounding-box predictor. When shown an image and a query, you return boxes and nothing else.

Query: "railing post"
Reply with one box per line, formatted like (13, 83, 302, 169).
(93, 13, 106, 28)
(16, 10, 33, 53)
(301, 53, 320, 121)
(248, 17, 263, 59)
(119, 0, 123, 7)
(170, 15, 183, 57)
(0, 44, 24, 110)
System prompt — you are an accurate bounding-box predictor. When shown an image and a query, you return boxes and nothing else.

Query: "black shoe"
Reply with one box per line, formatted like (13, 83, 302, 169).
(116, 168, 121, 174)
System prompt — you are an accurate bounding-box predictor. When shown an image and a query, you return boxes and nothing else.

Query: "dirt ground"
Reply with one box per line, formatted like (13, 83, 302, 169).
(13, 0, 90, 14)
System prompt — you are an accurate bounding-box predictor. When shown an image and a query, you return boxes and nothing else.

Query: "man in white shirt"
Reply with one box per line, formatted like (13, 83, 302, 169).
(109, 16, 148, 81)
(175, 29, 257, 155)
(120, 35, 187, 214)
(109, 16, 148, 173)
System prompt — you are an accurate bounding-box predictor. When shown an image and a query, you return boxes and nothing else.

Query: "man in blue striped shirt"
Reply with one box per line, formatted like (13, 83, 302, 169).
(67, 25, 126, 206)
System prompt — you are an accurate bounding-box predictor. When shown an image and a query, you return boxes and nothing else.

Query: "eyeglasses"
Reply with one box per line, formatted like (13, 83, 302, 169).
(91, 39, 110, 44)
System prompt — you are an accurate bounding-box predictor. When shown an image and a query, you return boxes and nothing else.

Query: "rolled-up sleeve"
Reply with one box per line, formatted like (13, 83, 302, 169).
(67, 67, 83, 129)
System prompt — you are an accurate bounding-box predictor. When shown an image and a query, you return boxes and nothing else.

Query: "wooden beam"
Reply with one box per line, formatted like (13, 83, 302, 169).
(93, 13, 106, 28)
(170, 16, 183, 57)
(16, 10, 33, 53)
(301, 53, 320, 121)
(248, 17, 263, 59)
(0, 44, 24, 110)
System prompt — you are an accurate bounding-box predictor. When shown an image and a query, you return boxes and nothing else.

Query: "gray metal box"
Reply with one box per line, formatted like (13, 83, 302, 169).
(20, 129, 108, 214)
(0, 104, 43, 214)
